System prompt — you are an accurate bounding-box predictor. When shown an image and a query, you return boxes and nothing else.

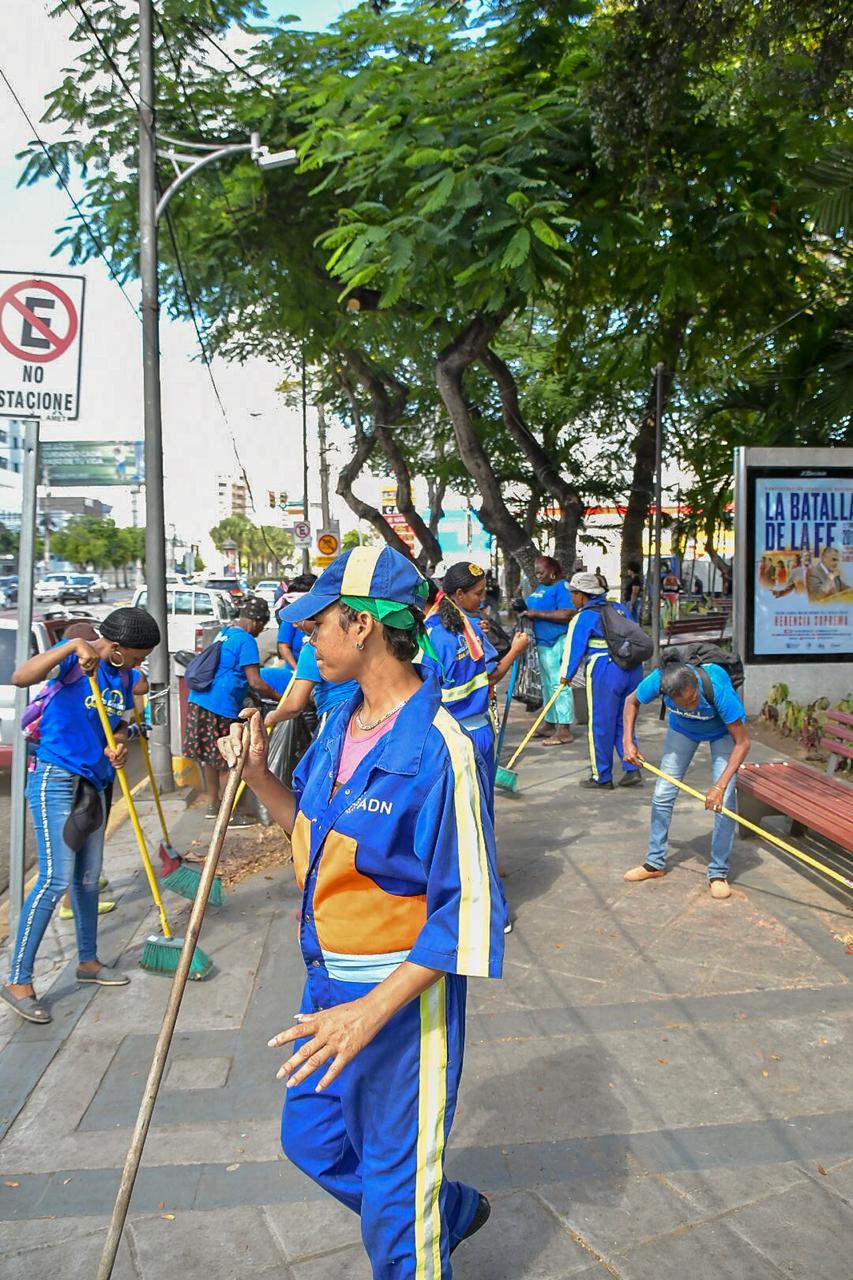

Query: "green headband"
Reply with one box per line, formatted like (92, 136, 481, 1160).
(340, 594, 439, 662)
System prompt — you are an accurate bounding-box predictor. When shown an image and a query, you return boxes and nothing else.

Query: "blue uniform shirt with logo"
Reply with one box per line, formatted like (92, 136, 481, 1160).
(36, 651, 140, 789)
(189, 625, 259, 719)
(525, 579, 572, 646)
(290, 673, 505, 983)
(636, 664, 746, 742)
(419, 613, 497, 722)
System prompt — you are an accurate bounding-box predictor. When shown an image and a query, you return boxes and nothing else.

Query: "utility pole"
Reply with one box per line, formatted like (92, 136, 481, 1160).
(317, 402, 331, 528)
(41, 465, 50, 569)
(650, 361, 664, 664)
(138, 0, 172, 792)
(301, 356, 310, 573)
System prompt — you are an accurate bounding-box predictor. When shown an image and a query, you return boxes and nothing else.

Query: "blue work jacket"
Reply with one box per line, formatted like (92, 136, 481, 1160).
(290, 672, 505, 981)
(420, 613, 498, 722)
(559, 598, 631, 682)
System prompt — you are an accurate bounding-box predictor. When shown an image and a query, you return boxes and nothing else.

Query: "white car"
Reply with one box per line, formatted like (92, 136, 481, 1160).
(131, 584, 237, 653)
(252, 579, 283, 608)
(34, 572, 75, 602)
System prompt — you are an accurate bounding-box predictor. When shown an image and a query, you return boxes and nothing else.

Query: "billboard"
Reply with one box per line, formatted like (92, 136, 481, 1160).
(746, 463, 853, 662)
(41, 439, 144, 486)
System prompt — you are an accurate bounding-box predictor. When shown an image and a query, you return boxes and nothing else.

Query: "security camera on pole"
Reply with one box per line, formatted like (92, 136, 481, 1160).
(136, 0, 296, 793)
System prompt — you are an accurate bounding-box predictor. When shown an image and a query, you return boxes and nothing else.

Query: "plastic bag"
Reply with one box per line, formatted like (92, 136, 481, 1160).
(251, 713, 312, 826)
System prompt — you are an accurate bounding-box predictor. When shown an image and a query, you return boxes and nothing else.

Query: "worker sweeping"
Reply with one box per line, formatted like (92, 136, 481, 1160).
(2, 608, 160, 1024)
(558, 572, 645, 789)
(419, 561, 528, 815)
(621, 657, 751, 899)
(217, 545, 505, 1279)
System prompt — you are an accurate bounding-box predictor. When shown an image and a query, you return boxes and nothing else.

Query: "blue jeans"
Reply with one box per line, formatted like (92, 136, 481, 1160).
(645, 727, 737, 880)
(8, 761, 106, 985)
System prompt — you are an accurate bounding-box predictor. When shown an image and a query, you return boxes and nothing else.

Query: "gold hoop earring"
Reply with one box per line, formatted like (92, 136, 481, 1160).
(108, 650, 125, 668)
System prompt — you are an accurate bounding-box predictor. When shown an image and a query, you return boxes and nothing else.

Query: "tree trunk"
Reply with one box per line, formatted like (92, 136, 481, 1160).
(342, 349, 443, 573)
(620, 318, 689, 581)
(435, 317, 538, 588)
(335, 375, 414, 557)
(426, 475, 447, 540)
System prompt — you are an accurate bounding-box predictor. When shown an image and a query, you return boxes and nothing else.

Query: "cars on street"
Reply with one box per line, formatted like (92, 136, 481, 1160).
(0, 576, 18, 609)
(206, 576, 249, 608)
(58, 573, 107, 605)
(0, 610, 99, 769)
(34, 572, 75, 602)
(252, 579, 282, 608)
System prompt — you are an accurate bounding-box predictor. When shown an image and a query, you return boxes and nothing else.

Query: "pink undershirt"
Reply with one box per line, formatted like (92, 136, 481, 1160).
(336, 709, 401, 786)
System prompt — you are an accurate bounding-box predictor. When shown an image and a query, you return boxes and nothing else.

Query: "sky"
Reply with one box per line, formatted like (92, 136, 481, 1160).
(0, 0, 364, 565)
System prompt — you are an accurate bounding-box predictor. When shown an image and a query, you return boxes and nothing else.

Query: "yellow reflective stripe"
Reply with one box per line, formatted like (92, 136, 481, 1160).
(441, 672, 489, 703)
(588, 638, 608, 649)
(415, 979, 448, 1280)
(340, 545, 382, 595)
(586, 651, 606, 780)
(559, 613, 581, 680)
(433, 706, 491, 976)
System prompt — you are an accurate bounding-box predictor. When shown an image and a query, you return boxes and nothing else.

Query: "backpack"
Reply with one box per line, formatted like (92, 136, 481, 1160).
(658, 643, 744, 719)
(22, 662, 131, 746)
(184, 633, 225, 691)
(599, 602, 654, 671)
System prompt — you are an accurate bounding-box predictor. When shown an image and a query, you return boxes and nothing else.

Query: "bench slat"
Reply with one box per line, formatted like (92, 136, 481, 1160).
(736, 762, 853, 849)
(826, 709, 853, 728)
(823, 722, 853, 744)
(820, 737, 853, 762)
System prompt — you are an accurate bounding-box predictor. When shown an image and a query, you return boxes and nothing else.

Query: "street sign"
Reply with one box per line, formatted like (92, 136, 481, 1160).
(293, 519, 312, 548)
(41, 439, 144, 486)
(0, 271, 85, 419)
(317, 529, 340, 557)
(315, 555, 336, 568)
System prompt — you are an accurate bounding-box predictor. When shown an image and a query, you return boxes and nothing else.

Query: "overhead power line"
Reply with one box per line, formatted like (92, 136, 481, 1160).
(0, 62, 141, 321)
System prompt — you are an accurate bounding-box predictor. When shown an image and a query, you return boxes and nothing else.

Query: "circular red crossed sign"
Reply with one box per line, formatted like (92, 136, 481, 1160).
(0, 278, 79, 364)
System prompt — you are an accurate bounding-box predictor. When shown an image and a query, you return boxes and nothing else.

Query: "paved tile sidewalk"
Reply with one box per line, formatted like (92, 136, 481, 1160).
(1, 708, 851, 1278)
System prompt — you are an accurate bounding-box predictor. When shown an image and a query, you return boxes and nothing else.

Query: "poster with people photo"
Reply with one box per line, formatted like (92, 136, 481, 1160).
(751, 472, 853, 659)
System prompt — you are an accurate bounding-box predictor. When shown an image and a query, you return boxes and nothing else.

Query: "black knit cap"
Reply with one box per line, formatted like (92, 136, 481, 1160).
(99, 607, 161, 649)
(442, 561, 486, 597)
(241, 595, 271, 623)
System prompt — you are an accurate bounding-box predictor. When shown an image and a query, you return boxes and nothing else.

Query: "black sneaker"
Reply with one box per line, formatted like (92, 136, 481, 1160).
(579, 777, 614, 790)
(451, 1194, 491, 1254)
(617, 771, 643, 787)
(228, 812, 257, 828)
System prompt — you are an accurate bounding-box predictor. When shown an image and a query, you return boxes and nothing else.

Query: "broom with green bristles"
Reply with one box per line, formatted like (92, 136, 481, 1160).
(495, 686, 562, 794)
(87, 677, 212, 980)
(132, 708, 225, 908)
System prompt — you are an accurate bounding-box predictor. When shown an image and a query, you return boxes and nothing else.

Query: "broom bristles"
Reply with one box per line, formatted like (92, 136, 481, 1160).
(139, 934, 212, 981)
(162, 862, 225, 908)
(494, 766, 518, 793)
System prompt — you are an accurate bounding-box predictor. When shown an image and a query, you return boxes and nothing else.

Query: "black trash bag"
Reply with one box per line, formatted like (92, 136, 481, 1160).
(512, 619, 542, 710)
(251, 713, 313, 826)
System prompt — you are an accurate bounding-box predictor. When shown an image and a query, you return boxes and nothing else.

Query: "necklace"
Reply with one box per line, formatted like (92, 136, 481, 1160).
(355, 697, 408, 732)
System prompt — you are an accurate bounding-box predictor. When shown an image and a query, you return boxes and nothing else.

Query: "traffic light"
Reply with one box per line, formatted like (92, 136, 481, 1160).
(279, 491, 288, 509)
(267, 490, 276, 509)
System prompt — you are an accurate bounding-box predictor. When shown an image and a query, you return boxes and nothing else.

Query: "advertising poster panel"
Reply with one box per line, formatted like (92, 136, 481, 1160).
(747, 465, 853, 662)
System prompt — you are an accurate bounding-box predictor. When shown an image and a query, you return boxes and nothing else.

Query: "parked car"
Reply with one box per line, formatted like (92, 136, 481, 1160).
(0, 576, 18, 609)
(0, 611, 99, 769)
(252, 579, 282, 608)
(57, 573, 105, 605)
(131, 584, 237, 653)
(206, 576, 249, 608)
(34, 572, 75, 602)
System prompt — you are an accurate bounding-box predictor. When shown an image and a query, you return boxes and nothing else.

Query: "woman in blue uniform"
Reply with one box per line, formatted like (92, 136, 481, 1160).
(421, 561, 527, 812)
(2, 608, 160, 1024)
(523, 554, 575, 745)
(218, 545, 505, 1279)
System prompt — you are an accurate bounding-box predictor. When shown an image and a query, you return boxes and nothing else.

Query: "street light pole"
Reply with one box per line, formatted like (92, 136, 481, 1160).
(136, 2, 296, 793)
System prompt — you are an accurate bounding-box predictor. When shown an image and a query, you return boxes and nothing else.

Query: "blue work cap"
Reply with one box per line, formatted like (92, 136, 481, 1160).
(280, 545, 429, 625)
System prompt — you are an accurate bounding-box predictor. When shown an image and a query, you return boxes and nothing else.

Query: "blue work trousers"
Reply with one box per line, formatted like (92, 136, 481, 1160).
(585, 654, 642, 784)
(282, 970, 480, 1278)
(8, 761, 105, 985)
(645, 726, 737, 880)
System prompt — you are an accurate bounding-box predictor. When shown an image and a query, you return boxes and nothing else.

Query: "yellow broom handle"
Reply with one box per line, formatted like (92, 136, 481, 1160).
(133, 706, 171, 845)
(231, 669, 298, 814)
(87, 675, 173, 937)
(504, 686, 563, 771)
(640, 759, 853, 890)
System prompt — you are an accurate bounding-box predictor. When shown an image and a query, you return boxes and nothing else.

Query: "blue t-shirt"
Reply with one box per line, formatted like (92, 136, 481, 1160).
(37, 652, 140, 789)
(526, 579, 572, 646)
(277, 619, 304, 662)
(189, 626, 260, 719)
(295, 642, 360, 716)
(636, 664, 745, 742)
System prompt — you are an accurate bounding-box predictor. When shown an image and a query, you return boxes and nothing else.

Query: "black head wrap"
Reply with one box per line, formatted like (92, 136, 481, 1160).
(442, 562, 486, 597)
(99, 607, 161, 649)
(241, 595, 271, 624)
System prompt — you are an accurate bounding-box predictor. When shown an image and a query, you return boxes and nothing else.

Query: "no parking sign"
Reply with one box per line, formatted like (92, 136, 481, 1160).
(0, 270, 85, 419)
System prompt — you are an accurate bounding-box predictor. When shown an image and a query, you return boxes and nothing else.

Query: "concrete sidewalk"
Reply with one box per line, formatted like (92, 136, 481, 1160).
(1, 705, 851, 1279)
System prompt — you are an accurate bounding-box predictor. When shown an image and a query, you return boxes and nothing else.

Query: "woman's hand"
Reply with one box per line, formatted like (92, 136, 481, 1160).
(72, 638, 100, 672)
(269, 997, 383, 1093)
(105, 741, 128, 769)
(622, 741, 644, 767)
(217, 708, 268, 781)
(511, 631, 530, 654)
(705, 783, 724, 812)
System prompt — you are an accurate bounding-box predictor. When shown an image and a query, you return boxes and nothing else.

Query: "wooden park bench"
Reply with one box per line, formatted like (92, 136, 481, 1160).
(662, 612, 729, 647)
(736, 758, 853, 856)
(821, 708, 853, 778)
